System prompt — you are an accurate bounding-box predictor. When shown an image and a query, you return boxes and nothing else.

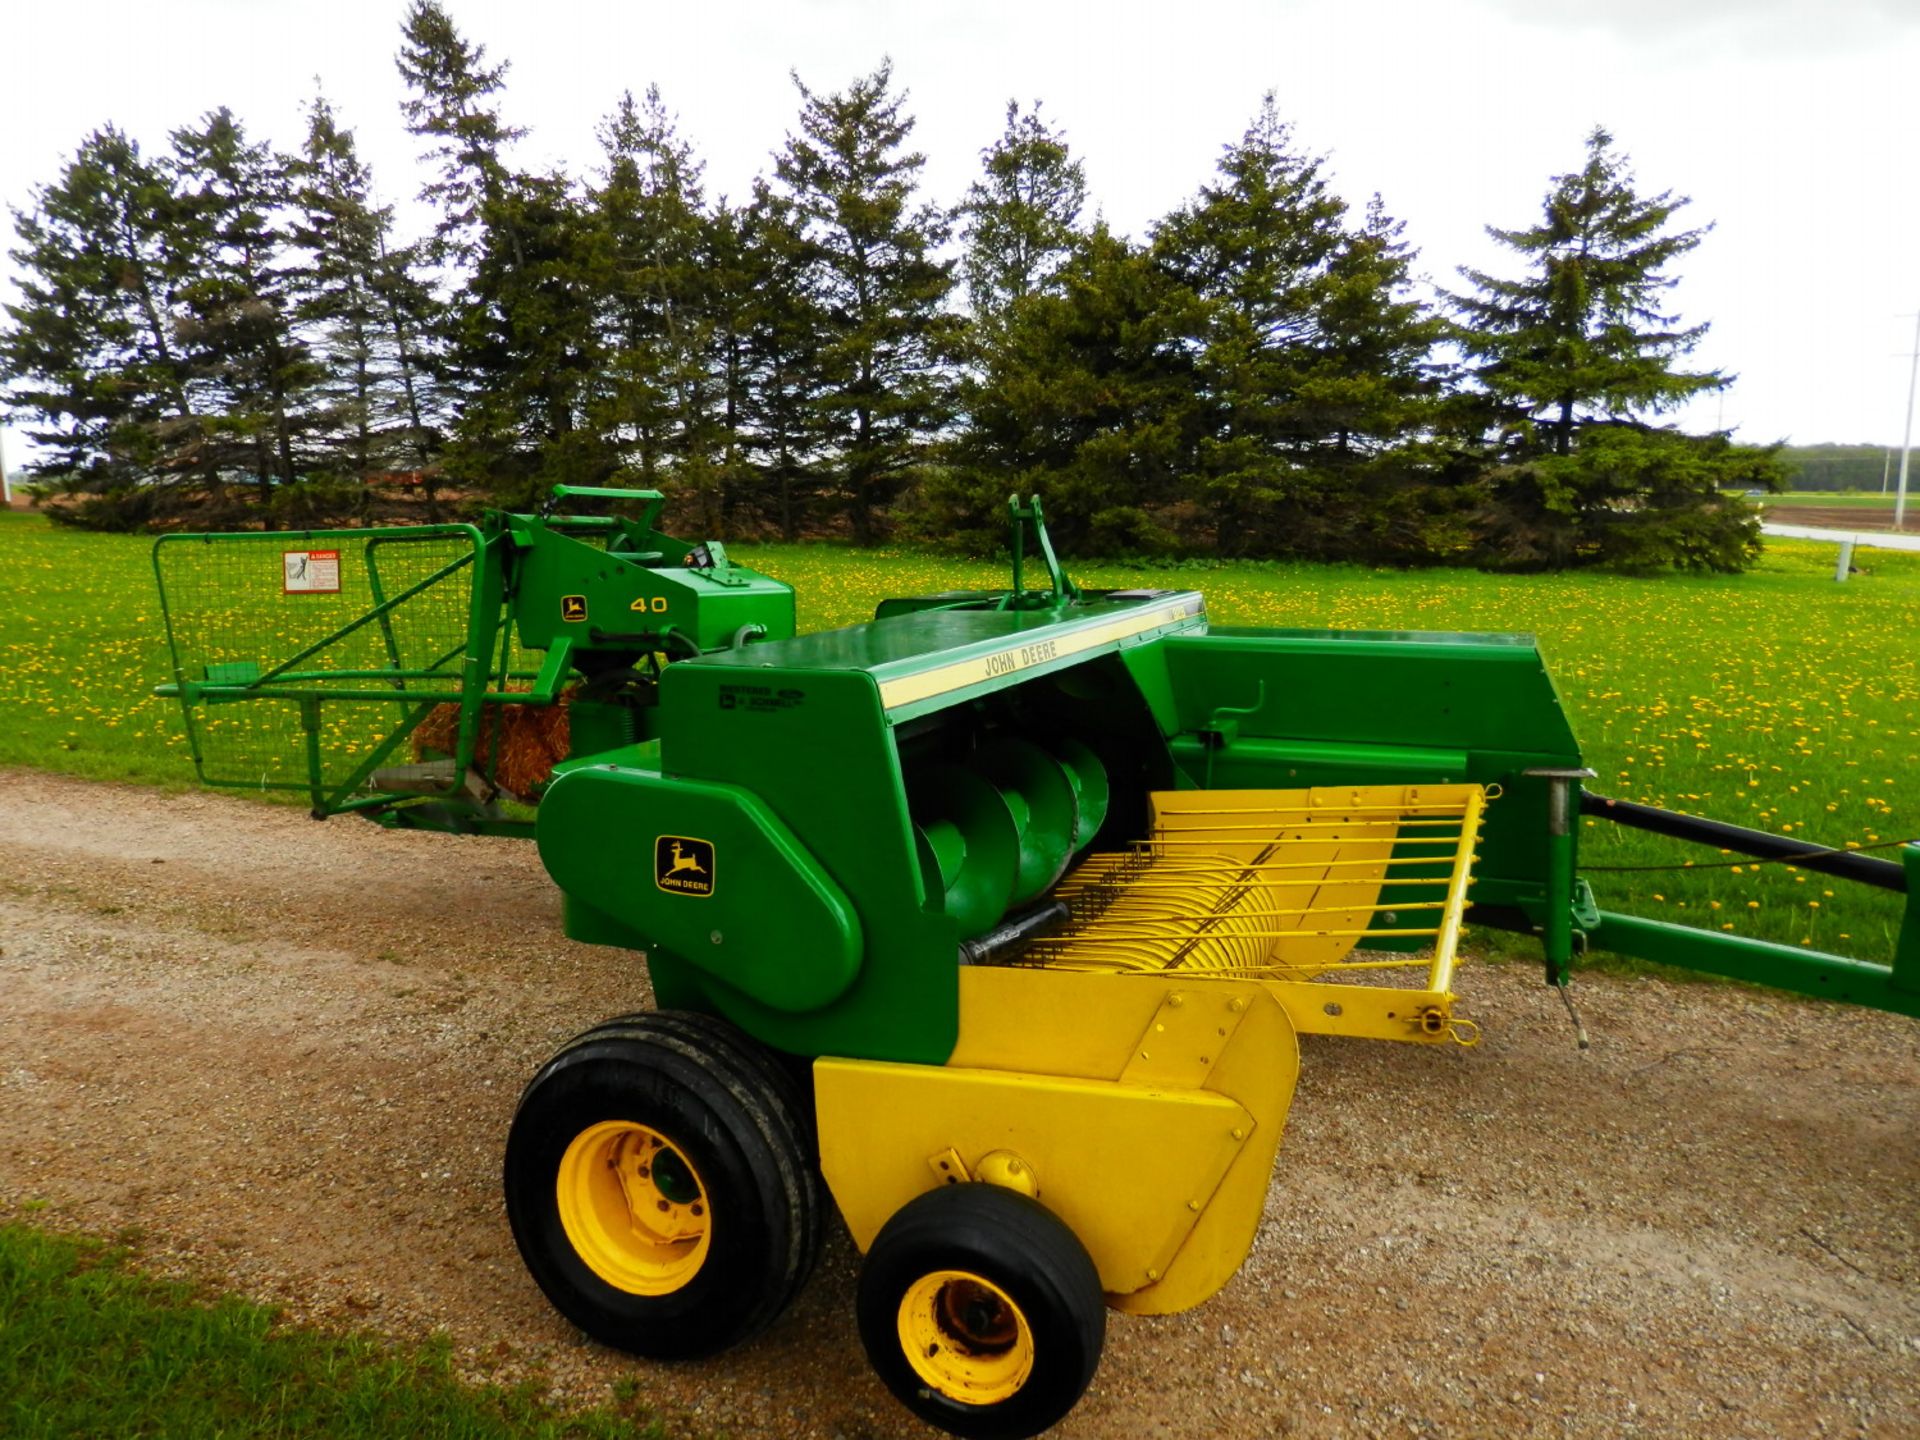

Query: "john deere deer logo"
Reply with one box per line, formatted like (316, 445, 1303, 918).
(654, 835, 715, 897)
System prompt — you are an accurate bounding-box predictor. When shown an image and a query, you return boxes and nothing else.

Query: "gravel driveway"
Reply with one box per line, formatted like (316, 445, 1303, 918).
(3, 769, 1916, 1438)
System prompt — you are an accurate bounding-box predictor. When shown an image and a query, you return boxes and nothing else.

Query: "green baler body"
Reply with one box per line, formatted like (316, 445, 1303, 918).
(153, 492, 1919, 1051)
(536, 591, 1585, 1064)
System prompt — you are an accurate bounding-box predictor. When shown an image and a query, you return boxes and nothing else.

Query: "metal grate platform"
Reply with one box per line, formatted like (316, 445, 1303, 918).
(1020, 784, 1490, 1043)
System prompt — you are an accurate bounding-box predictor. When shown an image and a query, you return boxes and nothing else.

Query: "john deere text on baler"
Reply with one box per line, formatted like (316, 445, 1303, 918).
(154, 490, 1919, 1439)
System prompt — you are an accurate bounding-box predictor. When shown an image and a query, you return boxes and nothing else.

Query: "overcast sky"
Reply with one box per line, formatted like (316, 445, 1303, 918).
(4, 0, 1920, 476)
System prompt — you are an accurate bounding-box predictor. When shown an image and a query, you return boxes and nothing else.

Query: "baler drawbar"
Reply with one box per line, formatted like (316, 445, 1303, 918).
(154, 490, 1919, 1438)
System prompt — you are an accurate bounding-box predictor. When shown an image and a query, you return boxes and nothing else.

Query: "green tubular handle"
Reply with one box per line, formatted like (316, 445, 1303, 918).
(547, 484, 665, 532)
(549, 485, 666, 504)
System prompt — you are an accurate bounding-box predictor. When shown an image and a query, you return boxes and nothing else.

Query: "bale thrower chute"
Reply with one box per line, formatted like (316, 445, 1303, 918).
(154, 490, 1919, 1439)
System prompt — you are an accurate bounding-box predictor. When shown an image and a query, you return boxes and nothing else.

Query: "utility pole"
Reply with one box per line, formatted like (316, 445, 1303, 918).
(1898, 311, 1919, 531)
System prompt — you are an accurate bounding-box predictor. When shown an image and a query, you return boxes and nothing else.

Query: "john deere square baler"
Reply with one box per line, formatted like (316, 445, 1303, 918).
(153, 489, 1919, 1439)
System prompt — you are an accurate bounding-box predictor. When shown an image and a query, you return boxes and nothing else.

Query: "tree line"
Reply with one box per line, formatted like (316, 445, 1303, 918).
(0, 2, 1777, 569)
(1776, 445, 1898, 493)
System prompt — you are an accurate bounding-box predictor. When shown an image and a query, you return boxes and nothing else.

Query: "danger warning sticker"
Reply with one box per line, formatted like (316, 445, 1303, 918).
(283, 549, 341, 594)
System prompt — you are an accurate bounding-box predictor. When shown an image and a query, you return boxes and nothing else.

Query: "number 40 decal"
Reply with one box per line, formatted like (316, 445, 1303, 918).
(629, 596, 670, 612)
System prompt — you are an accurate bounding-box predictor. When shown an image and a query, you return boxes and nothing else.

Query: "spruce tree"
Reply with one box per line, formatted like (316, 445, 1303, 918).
(958, 100, 1087, 322)
(738, 179, 826, 540)
(1454, 125, 1721, 455)
(286, 91, 438, 506)
(1310, 195, 1442, 453)
(589, 86, 722, 517)
(1152, 96, 1440, 555)
(932, 224, 1203, 553)
(701, 197, 762, 533)
(396, 3, 605, 500)
(0, 127, 200, 521)
(1450, 126, 1773, 570)
(169, 108, 324, 500)
(396, 0, 522, 270)
(774, 61, 961, 543)
(452, 166, 610, 499)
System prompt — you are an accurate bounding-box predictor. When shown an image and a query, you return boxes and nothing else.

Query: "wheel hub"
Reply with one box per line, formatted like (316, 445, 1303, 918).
(556, 1120, 711, 1295)
(897, 1269, 1035, 1403)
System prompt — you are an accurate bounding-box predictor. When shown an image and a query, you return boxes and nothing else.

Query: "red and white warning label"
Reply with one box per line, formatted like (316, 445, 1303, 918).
(282, 549, 342, 594)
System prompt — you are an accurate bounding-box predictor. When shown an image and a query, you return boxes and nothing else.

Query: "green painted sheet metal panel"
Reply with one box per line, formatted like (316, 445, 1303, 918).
(1118, 636, 1182, 739)
(1170, 736, 1471, 788)
(510, 523, 795, 654)
(1166, 629, 1579, 754)
(537, 766, 862, 1014)
(651, 661, 961, 1064)
(692, 592, 1205, 723)
(1157, 629, 1585, 927)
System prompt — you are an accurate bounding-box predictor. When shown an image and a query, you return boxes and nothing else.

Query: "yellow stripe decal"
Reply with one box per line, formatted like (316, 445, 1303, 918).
(877, 597, 1204, 711)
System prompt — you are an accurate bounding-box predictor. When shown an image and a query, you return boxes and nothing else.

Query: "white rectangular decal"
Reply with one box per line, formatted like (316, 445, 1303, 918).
(282, 549, 342, 594)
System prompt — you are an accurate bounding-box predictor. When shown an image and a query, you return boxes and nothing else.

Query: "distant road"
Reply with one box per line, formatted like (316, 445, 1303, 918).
(1762, 520, 1920, 552)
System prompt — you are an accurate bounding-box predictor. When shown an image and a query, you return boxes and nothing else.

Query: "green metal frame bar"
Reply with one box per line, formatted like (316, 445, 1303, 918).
(1572, 787, 1918, 1018)
(548, 484, 665, 532)
(1588, 906, 1920, 1019)
(152, 522, 531, 817)
(364, 533, 412, 730)
(1894, 844, 1920, 991)
(160, 683, 555, 704)
(482, 574, 519, 793)
(453, 530, 507, 779)
(1007, 493, 1077, 605)
(151, 540, 208, 780)
(318, 699, 441, 815)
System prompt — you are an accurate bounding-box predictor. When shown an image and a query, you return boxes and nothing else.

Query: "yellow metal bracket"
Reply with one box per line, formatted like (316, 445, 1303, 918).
(815, 966, 1299, 1315)
(1121, 986, 1249, 1088)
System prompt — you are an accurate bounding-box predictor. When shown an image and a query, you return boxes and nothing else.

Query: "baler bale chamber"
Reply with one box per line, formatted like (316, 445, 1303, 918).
(153, 491, 1919, 1440)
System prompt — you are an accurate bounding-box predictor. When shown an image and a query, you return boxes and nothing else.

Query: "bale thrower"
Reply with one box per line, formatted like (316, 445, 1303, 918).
(154, 489, 1920, 1439)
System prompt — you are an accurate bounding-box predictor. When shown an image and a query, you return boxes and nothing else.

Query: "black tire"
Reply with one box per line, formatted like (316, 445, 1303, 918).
(503, 1010, 819, 1359)
(857, 1185, 1106, 1440)
(572, 1009, 825, 1282)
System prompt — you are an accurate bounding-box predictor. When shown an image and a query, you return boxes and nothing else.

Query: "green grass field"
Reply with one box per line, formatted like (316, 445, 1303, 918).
(1, 508, 1913, 958)
(0, 1223, 661, 1440)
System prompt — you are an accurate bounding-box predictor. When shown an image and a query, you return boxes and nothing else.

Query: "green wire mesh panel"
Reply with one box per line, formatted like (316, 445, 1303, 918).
(154, 527, 485, 795)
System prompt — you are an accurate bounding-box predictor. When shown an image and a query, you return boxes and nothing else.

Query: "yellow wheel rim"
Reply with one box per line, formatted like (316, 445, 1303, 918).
(896, 1269, 1035, 1404)
(556, 1120, 711, 1295)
